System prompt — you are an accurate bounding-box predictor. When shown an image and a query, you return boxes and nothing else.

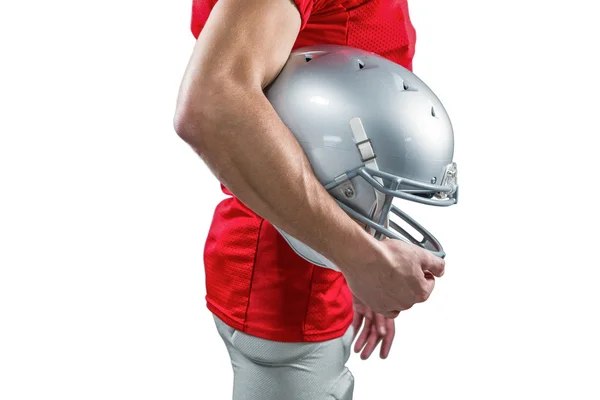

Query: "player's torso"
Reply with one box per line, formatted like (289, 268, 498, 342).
(192, 0, 416, 343)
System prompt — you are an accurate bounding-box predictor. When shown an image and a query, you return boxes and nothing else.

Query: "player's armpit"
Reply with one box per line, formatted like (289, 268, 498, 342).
(178, 0, 302, 106)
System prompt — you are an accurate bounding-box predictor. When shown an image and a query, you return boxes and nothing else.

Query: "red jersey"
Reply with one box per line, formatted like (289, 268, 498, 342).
(191, 0, 416, 342)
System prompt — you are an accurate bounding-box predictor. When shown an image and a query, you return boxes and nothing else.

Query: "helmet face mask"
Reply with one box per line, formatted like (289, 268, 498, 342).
(325, 160, 458, 258)
(265, 45, 458, 271)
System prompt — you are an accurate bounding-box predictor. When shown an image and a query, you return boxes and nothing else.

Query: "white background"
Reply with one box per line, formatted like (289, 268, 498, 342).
(1, 0, 599, 399)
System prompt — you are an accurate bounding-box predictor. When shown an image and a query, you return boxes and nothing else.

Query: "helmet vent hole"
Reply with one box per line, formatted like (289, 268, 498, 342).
(357, 59, 365, 69)
(305, 54, 312, 62)
(431, 106, 436, 117)
(403, 81, 410, 90)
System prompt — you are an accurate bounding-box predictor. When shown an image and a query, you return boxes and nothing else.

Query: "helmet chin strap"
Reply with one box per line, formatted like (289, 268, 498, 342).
(349, 117, 387, 236)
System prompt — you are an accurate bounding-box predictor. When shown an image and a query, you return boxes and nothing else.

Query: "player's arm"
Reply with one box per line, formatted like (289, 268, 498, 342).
(173, 0, 377, 271)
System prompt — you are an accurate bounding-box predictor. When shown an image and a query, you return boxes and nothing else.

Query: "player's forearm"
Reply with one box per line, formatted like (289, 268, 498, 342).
(174, 83, 375, 271)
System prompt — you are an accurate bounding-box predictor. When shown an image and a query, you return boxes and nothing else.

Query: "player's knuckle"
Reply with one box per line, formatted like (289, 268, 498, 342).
(415, 284, 431, 302)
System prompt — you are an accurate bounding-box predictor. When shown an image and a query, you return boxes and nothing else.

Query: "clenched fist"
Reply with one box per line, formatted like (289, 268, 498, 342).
(341, 238, 445, 318)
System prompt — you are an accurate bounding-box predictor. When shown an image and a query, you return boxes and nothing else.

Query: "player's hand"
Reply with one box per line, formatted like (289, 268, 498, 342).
(342, 238, 445, 318)
(352, 295, 395, 360)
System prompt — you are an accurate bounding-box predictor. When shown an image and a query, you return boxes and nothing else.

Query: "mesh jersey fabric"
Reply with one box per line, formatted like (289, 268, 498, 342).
(190, 0, 416, 343)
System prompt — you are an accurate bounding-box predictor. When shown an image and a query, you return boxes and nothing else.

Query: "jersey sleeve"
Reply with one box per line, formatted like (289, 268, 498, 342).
(292, 0, 314, 31)
(192, 0, 314, 38)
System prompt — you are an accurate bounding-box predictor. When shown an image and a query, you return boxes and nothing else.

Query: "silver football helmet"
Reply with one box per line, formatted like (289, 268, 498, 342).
(265, 45, 458, 271)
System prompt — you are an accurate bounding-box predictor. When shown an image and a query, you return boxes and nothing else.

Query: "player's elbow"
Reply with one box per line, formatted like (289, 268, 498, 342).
(173, 91, 211, 153)
(175, 78, 262, 159)
(173, 77, 227, 152)
(174, 63, 266, 154)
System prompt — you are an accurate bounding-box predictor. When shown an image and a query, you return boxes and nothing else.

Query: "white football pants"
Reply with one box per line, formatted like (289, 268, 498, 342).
(213, 314, 355, 400)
